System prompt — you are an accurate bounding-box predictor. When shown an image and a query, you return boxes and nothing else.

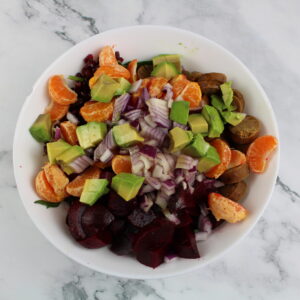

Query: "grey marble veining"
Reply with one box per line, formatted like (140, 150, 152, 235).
(1, 0, 300, 299)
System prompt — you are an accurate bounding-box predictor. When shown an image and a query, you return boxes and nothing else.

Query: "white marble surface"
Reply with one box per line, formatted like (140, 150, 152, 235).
(1, 0, 300, 299)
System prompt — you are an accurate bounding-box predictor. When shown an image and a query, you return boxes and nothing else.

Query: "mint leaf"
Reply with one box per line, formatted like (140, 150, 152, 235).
(220, 81, 233, 108)
(34, 200, 60, 208)
(68, 75, 84, 82)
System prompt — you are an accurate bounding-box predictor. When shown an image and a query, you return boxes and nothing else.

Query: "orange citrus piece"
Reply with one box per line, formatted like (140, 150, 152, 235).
(131, 78, 151, 105)
(80, 100, 114, 122)
(179, 82, 202, 108)
(94, 161, 111, 169)
(208, 192, 248, 223)
(48, 75, 77, 105)
(99, 45, 118, 66)
(43, 163, 69, 199)
(228, 150, 246, 169)
(60, 121, 78, 145)
(66, 166, 100, 197)
(112, 155, 132, 174)
(170, 74, 189, 98)
(94, 65, 130, 80)
(246, 135, 278, 173)
(127, 59, 138, 83)
(205, 139, 231, 179)
(45, 101, 69, 121)
(35, 170, 61, 203)
(148, 77, 168, 98)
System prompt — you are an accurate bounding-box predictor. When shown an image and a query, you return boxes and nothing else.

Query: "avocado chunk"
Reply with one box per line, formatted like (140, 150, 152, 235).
(170, 101, 190, 125)
(29, 113, 52, 143)
(221, 111, 246, 126)
(188, 114, 208, 134)
(220, 81, 233, 108)
(80, 179, 109, 206)
(111, 173, 145, 201)
(91, 74, 119, 102)
(202, 105, 224, 138)
(152, 54, 181, 72)
(151, 62, 179, 80)
(211, 95, 225, 112)
(115, 78, 131, 95)
(197, 145, 221, 172)
(169, 127, 193, 153)
(76, 122, 107, 149)
(182, 134, 210, 158)
(47, 139, 72, 164)
(112, 123, 144, 147)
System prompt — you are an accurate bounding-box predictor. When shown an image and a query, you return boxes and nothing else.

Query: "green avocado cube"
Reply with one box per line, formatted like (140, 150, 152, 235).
(112, 173, 145, 201)
(169, 127, 193, 153)
(221, 111, 246, 126)
(182, 134, 210, 158)
(211, 95, 225, 112)
(152, 54, 182, 72)
(80, 179, 109, 206)
(29, 113, 52, 143)
(46, 139, 72, 164)
(114, 78, 131, 95)
(202, 105, 224, 138)
(188, 114, 208, 134)
(56, 145, 84, 164)
(220, 81, 233, 108)
(197, 146, 221, 173)
(91, 74, 119, 103)
(170, 101, 190, 125)
(151, 62, 179, 80)
(112, 123, 144, 148)
(76, 122, 107, 149)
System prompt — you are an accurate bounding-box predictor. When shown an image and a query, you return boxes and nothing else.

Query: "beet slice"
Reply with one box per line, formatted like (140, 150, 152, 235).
(78, 230, 112, 249)
(107, 191, 135, 217)
(67, 200, 88, 240)
(173, 227, 200, 259)
(81, 204, 114, 236)
(133, 218, 175, 253)
(128, 208, 156, 228)
(109, 219, 126, 236)
(177, 210, 193, 228)
(136, 246, 167, 268)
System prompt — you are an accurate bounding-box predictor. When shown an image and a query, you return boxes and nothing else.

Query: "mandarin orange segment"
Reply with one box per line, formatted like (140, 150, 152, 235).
(148, 77, 168, 98)
(48, 75, 77, 105)
(94, 65, 130, 80)
(60, 121, 78, 145)
(112, 155, 132, 174)
(94, 161, 111, 169)
(45, 101, 69, 121)
(205, 139, 231, 178)
(35, 170, 61, 203)
(43, 163, 69, 199)
(127, 59, 138, 83)
(171, 74, 189, 98)
(208, 192, 248, 223)
(99, 45, 118, 66)
(131, 78, 151, 104)
(179, 82, 202, 108)
(228, 150, 246, 169)
(80, 101, 114, 122)
(66, 166, 100, 197)
(246, 135, 278, 173)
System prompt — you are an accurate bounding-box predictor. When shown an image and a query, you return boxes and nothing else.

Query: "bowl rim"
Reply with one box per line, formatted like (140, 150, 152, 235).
(13, 25, 280, 279)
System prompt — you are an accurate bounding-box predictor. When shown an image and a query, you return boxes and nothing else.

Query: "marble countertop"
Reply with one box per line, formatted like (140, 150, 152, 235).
(1, 0, 300, 299)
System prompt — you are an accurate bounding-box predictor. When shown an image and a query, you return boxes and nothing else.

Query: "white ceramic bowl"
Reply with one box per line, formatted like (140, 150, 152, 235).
(13, 25, 279, 279)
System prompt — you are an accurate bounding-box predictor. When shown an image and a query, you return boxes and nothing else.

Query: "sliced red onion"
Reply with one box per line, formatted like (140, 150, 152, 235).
(140, 194, 154, 212)
(100, 149, 113, 163)
(144, 114, 156, 128)
(198, 215, 212, 234)
(94, 129, 116, 161)
(140, 145, 157, 159)
(139, 155, 153, 170)
(145, 176, 161, 190)
(164, 153, 176, 171)
(176, 155, 196, 170)
(173, 121, 188, 130)
(112, 93, 130, 122)
(119, 148, 129, 155)
(199, 203, 209, 216)
(146, 98, 171, 128)
(164, 254, 178, 263)
(182, 181, 187, 190)
(66, 112, 79, 125)
(163, 209, 180, 225)
(139, 184, 155, 195)
(195, 231, 209, 241)
(124, 109, 143, 121)
(142, 87, 150, 101)
(155, 192, 169, 210)
(161, 179, 176, 196)
(139, 118, 167, 145)
(163, 83, 173, 101)
(184, 169, 197, 192)
(196, 174, 205, 182)
(214, 180, 225, 188)
(117, 119, 127, 125)
(152, 165, 170, 180)
(156, 153, 171, 174)
(67, 155, 93, 173)
(54, 127, 61, 141)
(144, 139, 159, 147)
(130, 120, 140, 130)
(167, 98, 173, 109)
(129, 79, 143, 93)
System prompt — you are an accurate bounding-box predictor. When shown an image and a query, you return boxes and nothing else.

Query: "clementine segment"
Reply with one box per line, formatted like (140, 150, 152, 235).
(228, 150, 246, 169)
(60, 121, 78, 145)
(80, 101, 114, 122)
(66, 166, 100, 197)
(48, 75, 77, 105)
(94, 161, 111, 169)
(179, 82, 202, 108)
(46, 101, 69, 121)
(94, 65, 130, 80)
(99, 45, 118, 66)
(112, 155, 132, 174)
(131, 78, 151, 104)
(127, 59, 138, 83)
(246, 135, 278, 173)
(148, 77, 168, 98)
(205, 139, 231, 178)
(171, 74, 189, 98)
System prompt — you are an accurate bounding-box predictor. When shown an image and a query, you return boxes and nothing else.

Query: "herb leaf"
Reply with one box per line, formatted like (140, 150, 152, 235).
(34, 200, 60, 208)
(68, 75, 84, 82)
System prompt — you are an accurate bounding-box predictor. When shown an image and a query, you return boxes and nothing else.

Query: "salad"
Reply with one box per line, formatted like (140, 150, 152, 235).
(30, 45, 278, 268)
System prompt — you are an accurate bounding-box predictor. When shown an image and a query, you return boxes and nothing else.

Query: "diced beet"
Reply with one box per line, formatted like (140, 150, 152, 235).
(128, 208, 156, 228)
(67, 200, 88, 240)
(136, 246, 167, 268)
(177, 210, 193, 228)
(81, 204, 114, 236)
(133, 218, 175, 253)
(109, 219, 126, 236)
(179, 188, 197, 209)
(207, 211, 225, 229)
(173, 227, 200, 259)
(78, 230, 112, 249)
(193, 180, 217, 203)
(107, 191, 135, 217)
